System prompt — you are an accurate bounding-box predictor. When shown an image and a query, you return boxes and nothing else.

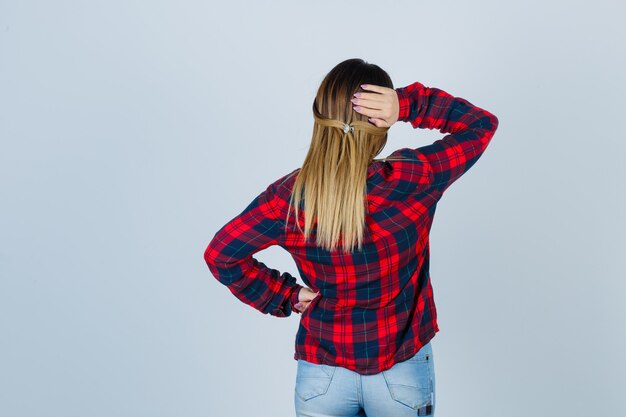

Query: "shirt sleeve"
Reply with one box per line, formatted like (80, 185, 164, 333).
(394, 81, 500, 196)
(204, 181, 305, 317)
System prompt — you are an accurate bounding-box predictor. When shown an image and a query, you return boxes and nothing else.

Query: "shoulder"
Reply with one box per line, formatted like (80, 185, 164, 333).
(260, 168, 300, 219)
(268, 168, 300, 196)
(374, 148, 434, 198)
(387, 148, 433, 175)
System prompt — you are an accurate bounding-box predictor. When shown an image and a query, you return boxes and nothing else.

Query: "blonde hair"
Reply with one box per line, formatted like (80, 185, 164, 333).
(285, 59, 409, 254)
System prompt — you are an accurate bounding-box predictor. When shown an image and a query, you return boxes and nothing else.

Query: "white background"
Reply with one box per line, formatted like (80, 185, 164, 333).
(1, 1, 624, 416)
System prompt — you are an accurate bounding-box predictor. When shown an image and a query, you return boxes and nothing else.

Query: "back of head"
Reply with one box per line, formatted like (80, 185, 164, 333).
(287, 58, 394, 254)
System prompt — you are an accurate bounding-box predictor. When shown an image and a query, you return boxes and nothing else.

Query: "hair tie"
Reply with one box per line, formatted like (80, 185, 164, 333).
(311, 99, 389, 137)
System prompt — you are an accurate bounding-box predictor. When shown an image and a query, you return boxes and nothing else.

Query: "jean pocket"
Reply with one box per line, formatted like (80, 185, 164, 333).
(382, 355, 433, 411)
(407, 343, 432, 363)
(295, 359, 336, 401)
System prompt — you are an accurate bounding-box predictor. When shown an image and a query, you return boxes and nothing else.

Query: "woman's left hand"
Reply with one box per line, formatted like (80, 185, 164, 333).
(294, 287, 320, 313)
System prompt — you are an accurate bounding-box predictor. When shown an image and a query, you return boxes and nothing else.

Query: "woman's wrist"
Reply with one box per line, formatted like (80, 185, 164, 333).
(395, 81, 428, 123)
(289, 284, 303, 313)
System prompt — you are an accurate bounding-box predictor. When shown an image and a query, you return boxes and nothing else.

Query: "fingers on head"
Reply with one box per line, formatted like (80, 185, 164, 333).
(361, 84, 386, 93)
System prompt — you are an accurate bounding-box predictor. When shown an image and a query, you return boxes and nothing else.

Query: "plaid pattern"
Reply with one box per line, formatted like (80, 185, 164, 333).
(204, 81, 499, 375)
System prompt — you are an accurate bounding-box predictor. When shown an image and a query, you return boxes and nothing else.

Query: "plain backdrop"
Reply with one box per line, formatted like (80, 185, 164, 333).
(1, 1, 625, 416)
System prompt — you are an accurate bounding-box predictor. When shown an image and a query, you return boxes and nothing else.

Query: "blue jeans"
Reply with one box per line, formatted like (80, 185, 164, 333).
(294, 341, 435, 417)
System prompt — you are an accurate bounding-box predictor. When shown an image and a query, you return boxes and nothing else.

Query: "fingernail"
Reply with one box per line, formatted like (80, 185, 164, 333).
(361, 84, 367, 89)
(295, 303, 303, 308)
(353, 106, 360, 111)
(354, 92, 361, 98)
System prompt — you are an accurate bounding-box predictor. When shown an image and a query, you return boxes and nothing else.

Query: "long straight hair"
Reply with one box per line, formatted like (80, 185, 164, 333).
(286, 58, 408, 254)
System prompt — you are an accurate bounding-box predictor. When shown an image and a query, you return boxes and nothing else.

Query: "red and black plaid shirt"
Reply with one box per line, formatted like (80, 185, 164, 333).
(204, 81, 499, 375)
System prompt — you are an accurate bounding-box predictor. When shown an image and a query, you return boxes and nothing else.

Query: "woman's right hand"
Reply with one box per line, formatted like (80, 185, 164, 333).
(351, 84, 400, 128)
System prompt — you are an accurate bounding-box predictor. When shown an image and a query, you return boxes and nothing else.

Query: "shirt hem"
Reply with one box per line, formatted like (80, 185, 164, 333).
(293, 327, 439, 375)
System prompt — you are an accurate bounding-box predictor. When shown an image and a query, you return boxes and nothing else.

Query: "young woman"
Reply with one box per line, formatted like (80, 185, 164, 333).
(204, 58, 499, 417)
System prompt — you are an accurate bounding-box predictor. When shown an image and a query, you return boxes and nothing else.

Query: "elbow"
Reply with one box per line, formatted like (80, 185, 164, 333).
(480, 112, 499, 142)
(204, 243, 213, 268)
(203, 236, 239, 286)
(204, 243, 226, 285)
(489, 112, 499, 133)
(204, 235, 221, 274)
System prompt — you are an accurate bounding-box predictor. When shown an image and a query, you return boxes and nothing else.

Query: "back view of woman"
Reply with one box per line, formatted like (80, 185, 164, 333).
(204, 58, 500, 417)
